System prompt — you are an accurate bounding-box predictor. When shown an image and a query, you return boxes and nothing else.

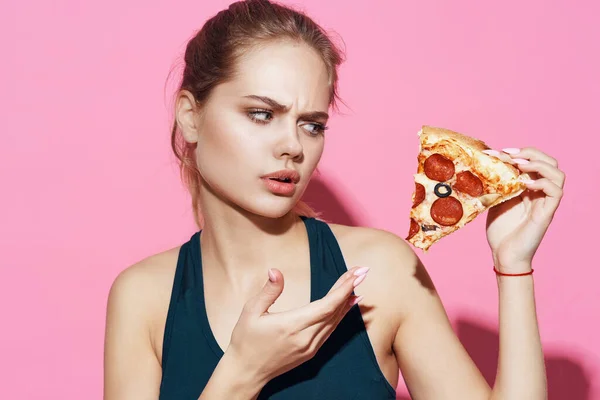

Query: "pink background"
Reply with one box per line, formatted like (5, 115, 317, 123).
(2, 0, 598, 398)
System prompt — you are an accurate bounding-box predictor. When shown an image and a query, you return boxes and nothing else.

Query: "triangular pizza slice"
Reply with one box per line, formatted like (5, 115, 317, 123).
(406, 126, 529, 251)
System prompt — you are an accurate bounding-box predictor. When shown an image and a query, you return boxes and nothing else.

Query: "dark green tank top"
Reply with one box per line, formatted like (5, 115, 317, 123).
(159, 217, 397, 399)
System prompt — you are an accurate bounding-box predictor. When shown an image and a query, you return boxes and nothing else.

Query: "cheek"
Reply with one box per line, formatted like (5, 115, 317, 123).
(200, 109, 258, 156)
(195, 112, 269, 192)
(200, 113, 244, 153)
(302, 137, 324, 168)
(195, 118, 244, 178)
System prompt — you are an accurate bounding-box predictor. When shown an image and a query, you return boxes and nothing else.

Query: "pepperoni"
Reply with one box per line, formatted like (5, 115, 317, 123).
(406, 218, 420, 240)
(430, 197, 463, 226)
(412, 183, 425, 208)
(424, 154, 455, 182)
(453, 171, 484, 197)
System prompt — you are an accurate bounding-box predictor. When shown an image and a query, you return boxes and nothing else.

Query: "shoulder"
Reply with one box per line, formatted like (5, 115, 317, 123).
(328, 222, 421, 280)
(106, 246, 181, 338)
(327, 222, 437, 321)
(108, 246, 180, 304)
(328, 222, 417, 266)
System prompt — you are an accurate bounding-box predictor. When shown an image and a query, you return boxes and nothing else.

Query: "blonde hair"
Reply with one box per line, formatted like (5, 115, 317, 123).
(170, 0, 345, 228)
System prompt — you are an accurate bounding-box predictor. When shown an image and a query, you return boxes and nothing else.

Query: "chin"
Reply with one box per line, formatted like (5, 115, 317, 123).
(242, 195, 300, 220)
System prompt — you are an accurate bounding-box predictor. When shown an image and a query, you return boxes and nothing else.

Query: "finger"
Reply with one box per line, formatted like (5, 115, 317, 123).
(268, 267, 369, 322)
(314, 292, 363, 333)
(309, 295, 363, 349)
(290, 269, 368, 330)
(243, 268, 285, 315)
(482, 149, 514, 164)
(515, 160, 566, 188)
(521, 178, 564, 208)
(329, 266, 369, 292)
(299, 277, 355, 326)
(325, 294, 363, 330)
(502, 147, 558, 167)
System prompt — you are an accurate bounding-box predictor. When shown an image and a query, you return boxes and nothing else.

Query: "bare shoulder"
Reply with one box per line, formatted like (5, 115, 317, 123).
(328, 223, 417, 268)
(104, 246, 181, 397)
(108, 246, 180, 310)
(106, 246, 181, 352)
(328, 222, 422, 279)
(328, 223, 437, 321)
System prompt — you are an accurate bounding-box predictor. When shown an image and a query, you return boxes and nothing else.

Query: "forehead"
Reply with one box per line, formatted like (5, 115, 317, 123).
(217, 41, 331, 110)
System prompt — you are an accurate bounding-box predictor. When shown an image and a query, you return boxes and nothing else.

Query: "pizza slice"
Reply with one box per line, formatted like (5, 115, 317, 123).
(406, 125, 530, 251)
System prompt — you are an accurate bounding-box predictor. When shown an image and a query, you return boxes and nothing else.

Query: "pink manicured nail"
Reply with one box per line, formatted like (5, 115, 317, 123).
(502, 148, 521, 155)
(353, 274, 367, 287)
(349, 295, 363, 306)
(521, 179, 536, 184)
(353, 267, 370, 276)
(512, 158, 530, 165)
(482, 149, 500, 156)
(268, 269, 276, 282)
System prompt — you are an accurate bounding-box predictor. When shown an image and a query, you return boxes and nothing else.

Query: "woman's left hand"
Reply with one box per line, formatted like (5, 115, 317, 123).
(484, 147, 566, 273)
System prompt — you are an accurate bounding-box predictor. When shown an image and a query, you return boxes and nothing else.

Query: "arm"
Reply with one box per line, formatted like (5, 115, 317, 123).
(390, 245, 545, 399)
(103, 266, 162, 399)
(491, 267, 545, 400)
(485, 146, 564, 399)
(390, 244, 491, 400)
(393, 145, 561, 399)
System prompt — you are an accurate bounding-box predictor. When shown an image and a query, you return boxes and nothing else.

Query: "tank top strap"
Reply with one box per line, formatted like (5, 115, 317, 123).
(302, 217, 349, 301)
(160, 231, 201, 370)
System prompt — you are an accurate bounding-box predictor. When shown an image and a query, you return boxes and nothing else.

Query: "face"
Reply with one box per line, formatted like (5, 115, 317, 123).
(177, 41, 331, 219)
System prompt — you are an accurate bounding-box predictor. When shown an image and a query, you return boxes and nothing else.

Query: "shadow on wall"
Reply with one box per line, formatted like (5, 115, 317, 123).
(301, 176, 363, 227)
(303, 176, 593, 400)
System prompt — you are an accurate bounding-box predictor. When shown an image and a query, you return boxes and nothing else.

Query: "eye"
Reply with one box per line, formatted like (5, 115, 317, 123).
(248, 109, 273, 124)
(302, 122, 328, 136)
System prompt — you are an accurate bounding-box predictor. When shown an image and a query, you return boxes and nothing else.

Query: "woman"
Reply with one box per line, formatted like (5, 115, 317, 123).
(103, 0, 565, 399)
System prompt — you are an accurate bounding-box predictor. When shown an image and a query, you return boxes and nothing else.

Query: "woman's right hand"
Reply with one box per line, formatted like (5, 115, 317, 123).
(226, 266, 369, 385)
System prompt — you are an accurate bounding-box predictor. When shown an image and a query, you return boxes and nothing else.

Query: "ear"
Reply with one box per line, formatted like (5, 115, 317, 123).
(176, 90, 201, 144)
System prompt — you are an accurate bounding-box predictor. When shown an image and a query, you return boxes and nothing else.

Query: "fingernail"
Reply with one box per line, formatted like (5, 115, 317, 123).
(353, 274, 367, 287)
(502, 148, 521, 155)
(521, 179, 535, 184)
(268, 269, 276, 282)
(512, 158, 530, 165)
(349, 295, 363, 306)
(353, 267, 370, 276)
(482, 149, 500, 156)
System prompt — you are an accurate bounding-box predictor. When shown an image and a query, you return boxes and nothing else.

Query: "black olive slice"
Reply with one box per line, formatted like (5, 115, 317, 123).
(434, 182, 452, 198)
(421, 224, 439, 232)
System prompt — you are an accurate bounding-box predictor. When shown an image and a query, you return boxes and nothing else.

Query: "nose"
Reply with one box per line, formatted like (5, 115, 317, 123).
(275, 125, 303, 161)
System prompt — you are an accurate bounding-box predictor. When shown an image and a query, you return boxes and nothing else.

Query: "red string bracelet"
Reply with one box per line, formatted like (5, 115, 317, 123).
(493, 266, 534, 276)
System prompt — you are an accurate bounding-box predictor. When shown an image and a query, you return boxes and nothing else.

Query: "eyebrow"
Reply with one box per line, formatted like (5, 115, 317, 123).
(243, 95, 329, 121)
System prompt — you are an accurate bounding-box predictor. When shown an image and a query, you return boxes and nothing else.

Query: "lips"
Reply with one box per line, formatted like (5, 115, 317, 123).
(261, 169, 300, 184)
(260, 169, 300, 196)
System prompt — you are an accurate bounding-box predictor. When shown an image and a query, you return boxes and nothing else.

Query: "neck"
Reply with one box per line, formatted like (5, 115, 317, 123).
(198, 193, 308, 286)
